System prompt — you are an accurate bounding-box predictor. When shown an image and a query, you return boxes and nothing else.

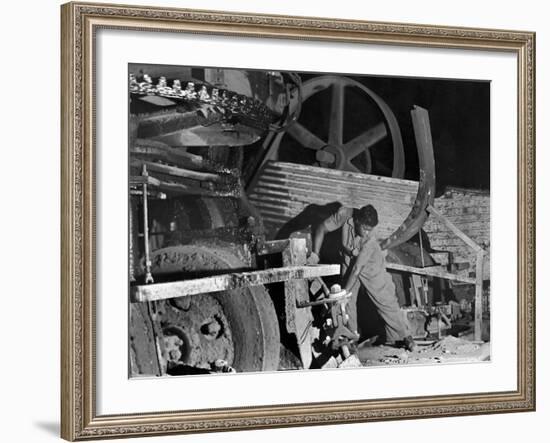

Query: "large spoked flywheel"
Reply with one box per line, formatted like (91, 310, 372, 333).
(270, 75, 405, 178)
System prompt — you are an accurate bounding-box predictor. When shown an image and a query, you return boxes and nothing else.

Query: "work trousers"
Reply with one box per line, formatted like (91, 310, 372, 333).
(343, 262, 408, 343)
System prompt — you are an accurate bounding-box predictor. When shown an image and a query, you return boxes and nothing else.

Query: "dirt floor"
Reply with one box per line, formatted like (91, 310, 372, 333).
(355, 336, 490, 367)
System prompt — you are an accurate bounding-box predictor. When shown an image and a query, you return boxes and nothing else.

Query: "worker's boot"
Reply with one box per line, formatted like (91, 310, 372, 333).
(403, 335, 418, 352)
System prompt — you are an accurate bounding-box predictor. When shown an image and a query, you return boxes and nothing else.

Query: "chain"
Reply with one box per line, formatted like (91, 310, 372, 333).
(130, 73, 278, 131)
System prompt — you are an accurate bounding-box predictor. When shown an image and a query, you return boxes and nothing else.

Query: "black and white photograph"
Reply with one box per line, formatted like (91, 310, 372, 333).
(128, 63, 491, 378)
(1, 0, 545, 441)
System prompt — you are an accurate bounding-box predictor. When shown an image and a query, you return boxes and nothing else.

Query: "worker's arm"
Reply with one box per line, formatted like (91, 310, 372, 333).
(311, 223, 328, 257)
(343, 261, 365, 293)
(307, 223, 328, 265)
(308, 207, 352, 264)
(343, 241, 375, 292)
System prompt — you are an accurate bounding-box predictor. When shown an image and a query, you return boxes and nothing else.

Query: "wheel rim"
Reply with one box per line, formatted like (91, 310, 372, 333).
(145, 244, 280, 374)
(270, 75, 405, 178)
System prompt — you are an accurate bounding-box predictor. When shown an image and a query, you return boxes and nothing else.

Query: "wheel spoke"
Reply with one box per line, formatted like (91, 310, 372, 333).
(329, 82, 345, 145)
(344, 122, 387, 159)
(343, 148, 372, 174)
(342, 161, 361, 173)
(287, 122, 325, 150)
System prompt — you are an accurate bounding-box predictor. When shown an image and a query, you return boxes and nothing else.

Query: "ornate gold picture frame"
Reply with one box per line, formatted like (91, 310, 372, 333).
(61, 1, 535, 440)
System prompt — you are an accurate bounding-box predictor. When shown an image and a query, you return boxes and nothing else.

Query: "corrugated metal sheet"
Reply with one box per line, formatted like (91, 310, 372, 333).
(248, 162, 490, 281)
(248, 161, 419, 240)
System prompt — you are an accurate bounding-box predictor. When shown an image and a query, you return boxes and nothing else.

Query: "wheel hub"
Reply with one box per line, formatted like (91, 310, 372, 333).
(315, 144, 338, 166)
(159, 293, 234, 371)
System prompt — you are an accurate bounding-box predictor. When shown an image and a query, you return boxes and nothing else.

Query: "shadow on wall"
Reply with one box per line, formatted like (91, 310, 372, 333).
(34, 421, 59, 437)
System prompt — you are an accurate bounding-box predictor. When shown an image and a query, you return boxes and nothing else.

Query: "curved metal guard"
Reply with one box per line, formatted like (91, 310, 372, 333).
(381, 105, 436, 250)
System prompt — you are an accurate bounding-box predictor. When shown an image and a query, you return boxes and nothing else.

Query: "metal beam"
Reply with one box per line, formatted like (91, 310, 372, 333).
(132, 264, 340, 303)
(132, 159, 222, 183)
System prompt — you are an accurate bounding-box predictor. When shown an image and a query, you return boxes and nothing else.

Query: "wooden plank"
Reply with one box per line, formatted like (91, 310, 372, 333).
(386, 262, 476, 284)
(427, 205, 483, 252)
(154, 181, 241, 198)
(132, 264, 341, 302)
(129, 175, 161, 186)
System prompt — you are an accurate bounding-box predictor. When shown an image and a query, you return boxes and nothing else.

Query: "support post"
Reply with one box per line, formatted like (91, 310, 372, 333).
(141, 165, 153, 284)
(283, 238, 313, 369)
(428, 203, 486, 341)
(474, 250, 485, 341)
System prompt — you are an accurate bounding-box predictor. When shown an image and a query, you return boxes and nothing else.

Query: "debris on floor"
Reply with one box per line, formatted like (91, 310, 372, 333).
(321, 353, 363, 369)
(338, 354, 363, 368)
(357, 335, 490, 366)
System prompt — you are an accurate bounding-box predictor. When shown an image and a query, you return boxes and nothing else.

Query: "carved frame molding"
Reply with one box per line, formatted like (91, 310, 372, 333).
(61, 2, 535, 440)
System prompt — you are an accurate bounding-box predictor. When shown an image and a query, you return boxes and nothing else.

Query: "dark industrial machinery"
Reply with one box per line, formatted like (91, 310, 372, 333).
(128, 66, 488, 377)
(128, 66, 310, 376)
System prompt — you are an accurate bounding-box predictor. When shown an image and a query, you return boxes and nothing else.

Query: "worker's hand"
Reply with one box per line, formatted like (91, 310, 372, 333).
(306, 251, 320, 265)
